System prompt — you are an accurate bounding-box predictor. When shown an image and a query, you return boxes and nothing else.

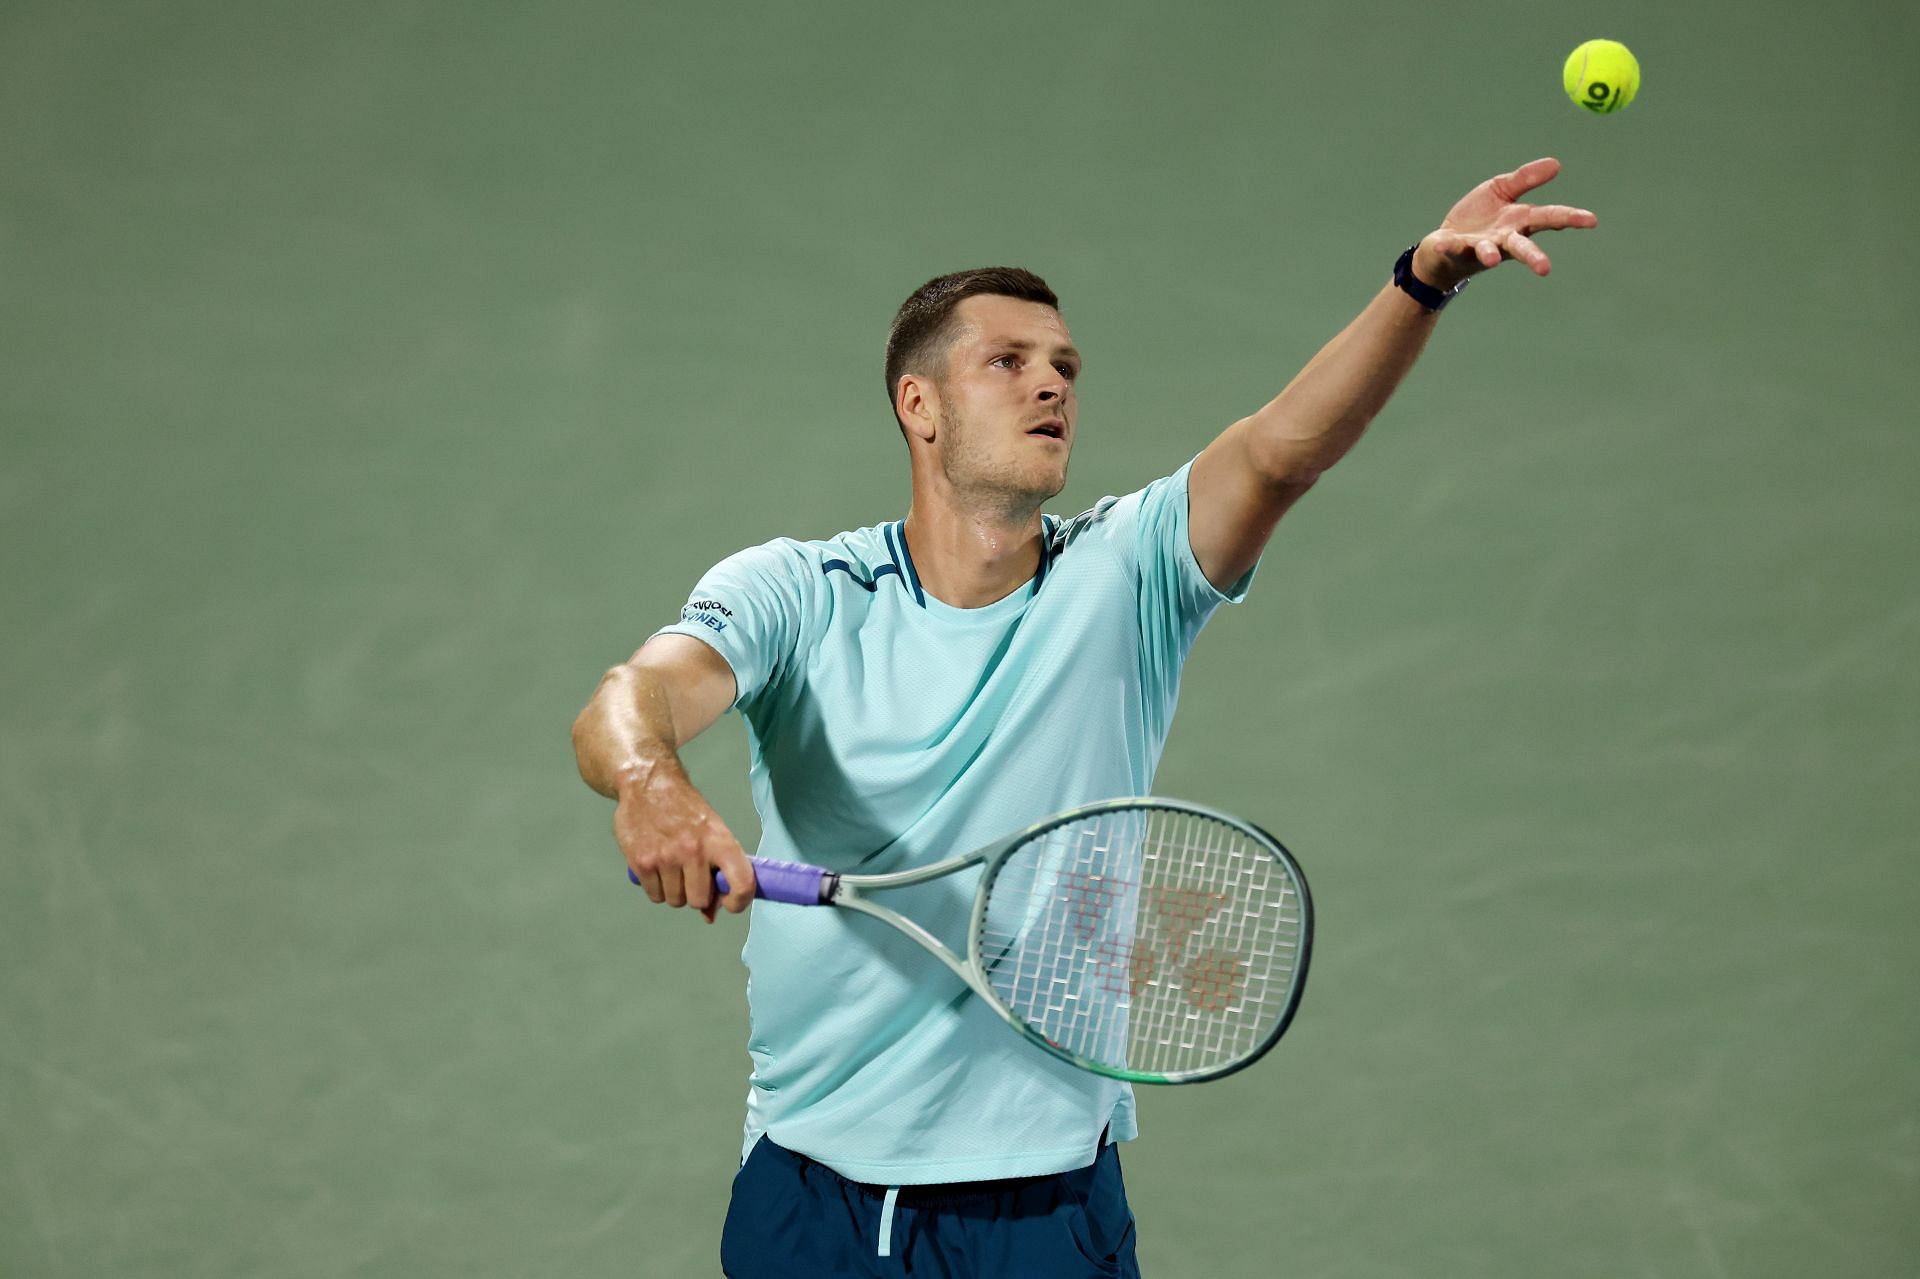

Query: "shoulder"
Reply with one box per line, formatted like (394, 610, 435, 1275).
(670, 522, 890, 673)
(810, 521, 911, 595)
(690, 522, 902, 614)
(1046, 495, 1125, 553)
(1046, 461, 1196, 565)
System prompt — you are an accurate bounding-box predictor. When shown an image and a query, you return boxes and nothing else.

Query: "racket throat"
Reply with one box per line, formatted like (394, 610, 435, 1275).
(834, 888, 982, 992)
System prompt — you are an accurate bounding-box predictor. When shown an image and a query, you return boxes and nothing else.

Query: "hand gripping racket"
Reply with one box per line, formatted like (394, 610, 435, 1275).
(628, 796, 1312, 1084)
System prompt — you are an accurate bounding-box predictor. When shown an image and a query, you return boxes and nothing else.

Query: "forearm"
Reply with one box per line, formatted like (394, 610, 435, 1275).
(1240, 277, 1440, 488)
(572, 663, 687, 799)
(576, 641, 751, 916)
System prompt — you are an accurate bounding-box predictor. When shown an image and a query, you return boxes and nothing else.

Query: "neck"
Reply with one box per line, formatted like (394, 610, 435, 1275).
(901, 486, 1046, 610)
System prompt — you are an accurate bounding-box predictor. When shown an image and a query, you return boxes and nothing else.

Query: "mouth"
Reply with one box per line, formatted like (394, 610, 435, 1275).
(1026, 419, 1067, 441)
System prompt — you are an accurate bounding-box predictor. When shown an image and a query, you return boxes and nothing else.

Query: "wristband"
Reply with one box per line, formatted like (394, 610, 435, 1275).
(1392, 244, 1468, 313)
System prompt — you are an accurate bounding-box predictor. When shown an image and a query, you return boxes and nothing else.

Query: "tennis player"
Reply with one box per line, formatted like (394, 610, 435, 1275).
(573, 158, 1596, 1277)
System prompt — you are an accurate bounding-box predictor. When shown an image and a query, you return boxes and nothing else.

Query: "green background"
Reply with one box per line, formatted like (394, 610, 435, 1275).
(5, 1, 1915, 1275)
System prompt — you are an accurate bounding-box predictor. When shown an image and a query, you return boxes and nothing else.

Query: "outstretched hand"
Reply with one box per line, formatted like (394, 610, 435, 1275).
(1413, 157, 1598, 289)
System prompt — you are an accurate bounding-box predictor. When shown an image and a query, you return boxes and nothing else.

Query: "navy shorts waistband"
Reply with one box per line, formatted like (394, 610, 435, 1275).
(763, 1124, 1113, 1205)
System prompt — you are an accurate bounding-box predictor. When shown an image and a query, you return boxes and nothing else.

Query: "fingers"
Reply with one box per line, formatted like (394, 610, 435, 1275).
(1502, 230, 1552, 276)
(614, 769, 747, 921)
(657, 856, 689, 908)
(1423, 231, 1477, 271)
(1524, 204, 1599, 232)
(633, 865, 665, 904)
(712, 839, 756, 915)
(620, 817, 751, 917)
(618, 820, 698, 908)
(1434, 217, 1581, 277)
(1433, 230, 1547, 275)
(1490, 156, 1561, 202)
(682, 846, 714, 915)
(675, 824, 753, 915)
(629, 844, 703, 910)
(1505, 204, 1595, 274)
(654, 832, 712, 910)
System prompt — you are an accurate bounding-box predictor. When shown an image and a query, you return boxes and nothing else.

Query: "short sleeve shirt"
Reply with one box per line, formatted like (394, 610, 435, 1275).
(653, 459, 1253, 1184)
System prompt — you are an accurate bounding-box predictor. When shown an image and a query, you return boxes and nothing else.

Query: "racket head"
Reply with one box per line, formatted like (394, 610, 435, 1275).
(967, 797, 1312, 1085)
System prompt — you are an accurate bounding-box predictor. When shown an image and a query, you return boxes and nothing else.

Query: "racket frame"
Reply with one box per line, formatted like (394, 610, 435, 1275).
(822, 796, 1313, 1086)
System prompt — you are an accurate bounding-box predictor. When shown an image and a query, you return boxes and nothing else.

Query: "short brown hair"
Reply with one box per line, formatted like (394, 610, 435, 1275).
(884, 267, 1059, 426)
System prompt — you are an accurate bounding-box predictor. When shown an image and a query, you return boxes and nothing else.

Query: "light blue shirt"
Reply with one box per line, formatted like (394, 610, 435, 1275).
(654, 460, 1252, 1183)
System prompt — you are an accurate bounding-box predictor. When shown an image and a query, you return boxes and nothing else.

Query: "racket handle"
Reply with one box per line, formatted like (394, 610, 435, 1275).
(624, 856, 831, 906)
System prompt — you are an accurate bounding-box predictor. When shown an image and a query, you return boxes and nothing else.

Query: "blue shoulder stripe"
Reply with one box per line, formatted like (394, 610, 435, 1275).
(820, 559, 901, 592)
(886, 521, 926, 608)
(1032, 514, 1055, 596)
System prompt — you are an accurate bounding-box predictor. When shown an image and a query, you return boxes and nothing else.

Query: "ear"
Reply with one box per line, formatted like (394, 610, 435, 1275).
(895, 372, 940, 445)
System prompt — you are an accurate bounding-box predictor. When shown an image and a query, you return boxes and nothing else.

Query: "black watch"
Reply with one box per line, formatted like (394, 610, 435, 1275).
(1392, 244, 1468, 313)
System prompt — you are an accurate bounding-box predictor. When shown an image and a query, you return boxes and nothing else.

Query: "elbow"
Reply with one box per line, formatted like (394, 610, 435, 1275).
(1241, 414, 1357, 493)
(1263, 460, 1325, 496)
(1245, 433, 1326, 494)
(569, 705, 594, 775)
(570, 668, 623, 796)
(570, 706, 604, 794)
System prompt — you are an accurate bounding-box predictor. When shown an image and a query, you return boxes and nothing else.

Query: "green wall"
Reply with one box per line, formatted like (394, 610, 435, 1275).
(4, 1, 1915, 1274)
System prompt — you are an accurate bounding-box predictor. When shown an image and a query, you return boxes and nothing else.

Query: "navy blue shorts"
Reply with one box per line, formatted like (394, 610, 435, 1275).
(720, 1135, 1141, 1278)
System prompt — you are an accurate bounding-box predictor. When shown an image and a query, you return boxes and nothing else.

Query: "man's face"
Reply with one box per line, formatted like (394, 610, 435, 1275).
(928, 294, 1081, 513)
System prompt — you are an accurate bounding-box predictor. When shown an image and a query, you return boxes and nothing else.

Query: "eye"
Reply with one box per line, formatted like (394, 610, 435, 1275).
(990, 354, 1018, 370)
(1054, 361, 1079, 380)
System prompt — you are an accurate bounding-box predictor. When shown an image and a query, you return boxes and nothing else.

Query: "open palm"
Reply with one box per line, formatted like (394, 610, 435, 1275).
(1421, 157, 1599, 284)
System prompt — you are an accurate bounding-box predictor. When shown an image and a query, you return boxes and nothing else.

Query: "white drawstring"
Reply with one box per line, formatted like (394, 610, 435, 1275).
(877, 1186, 900, 1257)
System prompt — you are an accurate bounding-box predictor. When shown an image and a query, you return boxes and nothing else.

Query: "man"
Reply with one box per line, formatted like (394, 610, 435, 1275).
(573, 158, 1596, 1277)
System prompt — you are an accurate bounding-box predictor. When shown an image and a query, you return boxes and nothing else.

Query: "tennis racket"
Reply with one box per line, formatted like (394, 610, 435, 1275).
(626, 796, 1312, 1084)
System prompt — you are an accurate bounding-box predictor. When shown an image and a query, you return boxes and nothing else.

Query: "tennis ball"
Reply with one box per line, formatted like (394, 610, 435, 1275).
(1563, 39, 1640, 114)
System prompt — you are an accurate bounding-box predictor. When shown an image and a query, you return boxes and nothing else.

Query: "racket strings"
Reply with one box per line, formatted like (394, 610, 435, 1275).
(976, 807, 1306, 1079)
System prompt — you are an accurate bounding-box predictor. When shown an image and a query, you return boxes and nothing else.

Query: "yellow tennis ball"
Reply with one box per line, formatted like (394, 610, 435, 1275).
(1563, 39, 1640, 114)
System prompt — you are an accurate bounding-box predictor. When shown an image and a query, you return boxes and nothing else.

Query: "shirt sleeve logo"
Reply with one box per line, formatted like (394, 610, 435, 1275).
(681, 599, 734, 632)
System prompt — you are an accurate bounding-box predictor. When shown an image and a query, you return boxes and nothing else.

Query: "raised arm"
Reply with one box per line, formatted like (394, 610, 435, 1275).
(572, 633, 754, 920)
(1187, 157, 1599, 588)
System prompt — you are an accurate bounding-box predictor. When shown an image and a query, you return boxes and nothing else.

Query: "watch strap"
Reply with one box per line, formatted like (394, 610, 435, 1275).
(1392, 244, 1467, 312)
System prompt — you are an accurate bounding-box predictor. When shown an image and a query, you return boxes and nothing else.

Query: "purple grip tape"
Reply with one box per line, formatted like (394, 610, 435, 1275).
(626, 856, 828, 906)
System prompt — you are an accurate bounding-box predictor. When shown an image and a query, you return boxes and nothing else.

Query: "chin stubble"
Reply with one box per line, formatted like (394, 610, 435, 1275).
(938, 409, 1067, 518)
